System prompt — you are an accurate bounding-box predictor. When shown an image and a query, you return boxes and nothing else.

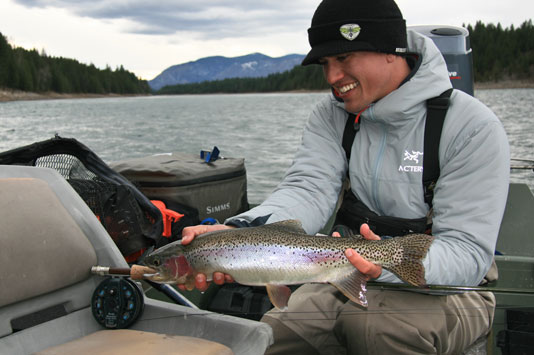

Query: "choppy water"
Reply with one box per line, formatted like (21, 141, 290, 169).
(0, 89, 533, 203)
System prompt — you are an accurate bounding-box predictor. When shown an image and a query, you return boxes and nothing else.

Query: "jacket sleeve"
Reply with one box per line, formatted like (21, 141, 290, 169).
(419, 93, 510, 286)
(226, 97, 348, 234)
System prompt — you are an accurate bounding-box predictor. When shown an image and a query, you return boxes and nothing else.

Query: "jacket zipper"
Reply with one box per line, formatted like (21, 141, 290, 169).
(369, 106, 387, 214)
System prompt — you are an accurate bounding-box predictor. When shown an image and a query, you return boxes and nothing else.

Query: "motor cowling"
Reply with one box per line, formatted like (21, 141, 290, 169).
(410, 25, 474, 96)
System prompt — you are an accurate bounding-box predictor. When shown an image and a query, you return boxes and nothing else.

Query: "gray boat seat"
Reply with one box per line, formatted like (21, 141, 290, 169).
(496, 183, 534, 257)
(0, 178, 97, 309)
(35, 329, 234, 355)
(0, 172, 108, 340)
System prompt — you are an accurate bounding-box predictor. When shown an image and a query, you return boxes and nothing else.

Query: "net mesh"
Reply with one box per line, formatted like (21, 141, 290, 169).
(34, 153, 154, 257)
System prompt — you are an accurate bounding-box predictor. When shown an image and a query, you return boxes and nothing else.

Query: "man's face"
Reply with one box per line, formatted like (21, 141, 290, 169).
(319, 51, 398, 113)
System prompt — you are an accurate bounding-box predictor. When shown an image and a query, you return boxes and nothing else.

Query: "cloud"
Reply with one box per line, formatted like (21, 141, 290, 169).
(13, 0, 315, 37)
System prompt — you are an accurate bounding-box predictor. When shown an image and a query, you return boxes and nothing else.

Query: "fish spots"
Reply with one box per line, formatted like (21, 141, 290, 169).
(300, 249, 345, 269)
(146, 221, 433, 289)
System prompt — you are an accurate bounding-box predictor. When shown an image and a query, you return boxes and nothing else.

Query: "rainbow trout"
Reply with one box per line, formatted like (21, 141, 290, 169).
(143, 220, 433, 309)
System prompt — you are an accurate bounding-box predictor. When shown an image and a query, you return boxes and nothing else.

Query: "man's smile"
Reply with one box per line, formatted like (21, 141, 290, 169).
(337, 81, 359, 94)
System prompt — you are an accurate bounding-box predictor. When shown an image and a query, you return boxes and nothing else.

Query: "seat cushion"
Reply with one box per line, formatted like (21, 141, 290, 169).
(0, 178, 97, 307)
(35, 329, 234, 355)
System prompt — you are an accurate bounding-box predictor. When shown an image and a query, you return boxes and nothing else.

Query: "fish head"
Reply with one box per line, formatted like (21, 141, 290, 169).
(142, 242, 194, 284)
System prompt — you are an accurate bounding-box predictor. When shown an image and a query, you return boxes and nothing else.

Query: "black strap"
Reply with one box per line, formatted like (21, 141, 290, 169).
(422, 88, 453, 207)
(334, 189, 429, 237)
(342, 113, 358, 161)
(341, 88, 453, 207)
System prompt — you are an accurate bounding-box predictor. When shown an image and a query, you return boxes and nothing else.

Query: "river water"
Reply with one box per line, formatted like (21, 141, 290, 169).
(0, 89, 533, 203)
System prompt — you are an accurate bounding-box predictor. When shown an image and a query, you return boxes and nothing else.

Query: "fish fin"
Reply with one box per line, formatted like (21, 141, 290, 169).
(266, 284, 292, 311)
(386, 234, 434, 286)
(265, 220, 306, 233)
(184, 275, 196, 291)
(330, 270, 368, 308)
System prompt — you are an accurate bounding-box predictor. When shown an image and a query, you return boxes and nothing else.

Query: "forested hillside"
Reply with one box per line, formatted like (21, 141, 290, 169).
(468, 20, 534, 82)
(158, 20, 534, 95)
(156, 64, 329, 94)
(0, 33, 149, 95)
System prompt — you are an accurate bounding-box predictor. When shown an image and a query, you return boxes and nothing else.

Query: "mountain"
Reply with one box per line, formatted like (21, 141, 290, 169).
(148, 53, 305, 91)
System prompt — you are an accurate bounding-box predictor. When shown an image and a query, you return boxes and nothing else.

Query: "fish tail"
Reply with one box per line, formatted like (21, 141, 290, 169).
(386, 234, 434, 286)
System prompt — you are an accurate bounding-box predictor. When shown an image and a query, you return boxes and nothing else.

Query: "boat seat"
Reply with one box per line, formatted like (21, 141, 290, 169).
(35, 329, 234, 355)
(0, 167, 129, 341)
(496, 183, 534, 257)
(0, 177, 97, 308)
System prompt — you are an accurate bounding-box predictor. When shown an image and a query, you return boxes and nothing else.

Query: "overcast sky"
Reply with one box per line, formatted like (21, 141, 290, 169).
(1, 0, 532, 80)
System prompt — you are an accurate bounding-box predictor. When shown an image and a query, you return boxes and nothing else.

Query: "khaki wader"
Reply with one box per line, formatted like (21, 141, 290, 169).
(262, 284, 495, 355)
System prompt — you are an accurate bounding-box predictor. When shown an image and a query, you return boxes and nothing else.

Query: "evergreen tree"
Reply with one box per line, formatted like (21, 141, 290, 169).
(469, 20, 534, 82)
(0, 31, 150, 95)
(0, 34, 12, 87)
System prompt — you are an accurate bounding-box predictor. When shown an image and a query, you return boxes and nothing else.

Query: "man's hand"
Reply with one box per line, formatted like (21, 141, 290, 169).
(343, 224, 383, 279)
(181, 224, 233, 245)
(179, 224, 235, 292)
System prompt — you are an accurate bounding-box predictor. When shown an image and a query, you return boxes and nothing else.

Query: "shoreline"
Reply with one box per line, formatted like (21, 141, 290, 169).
(474, 80, 534, 90)
(0, 90, 149, 102)
(2, 80, 534, 102)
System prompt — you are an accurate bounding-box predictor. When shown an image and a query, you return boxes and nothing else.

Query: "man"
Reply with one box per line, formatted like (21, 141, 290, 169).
(182, 0, 510, 353)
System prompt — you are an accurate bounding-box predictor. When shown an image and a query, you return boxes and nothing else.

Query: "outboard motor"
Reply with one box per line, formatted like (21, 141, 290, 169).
(410, 25, 474, 96)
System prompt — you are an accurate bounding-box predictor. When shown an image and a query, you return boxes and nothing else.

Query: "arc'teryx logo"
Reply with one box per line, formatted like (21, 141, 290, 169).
(399, 150, 423, 173)
(404, 150, 423, 164)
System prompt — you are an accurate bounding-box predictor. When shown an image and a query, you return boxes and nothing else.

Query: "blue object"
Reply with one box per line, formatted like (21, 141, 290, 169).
(200, 146, 220, 163)
(201, 218, 218, 225)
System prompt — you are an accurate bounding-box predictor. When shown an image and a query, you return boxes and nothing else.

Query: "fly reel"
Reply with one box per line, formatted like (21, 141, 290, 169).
(91, 277, 144, 329)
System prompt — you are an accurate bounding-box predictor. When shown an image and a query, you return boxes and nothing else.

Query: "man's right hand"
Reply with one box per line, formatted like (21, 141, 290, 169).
(344, 224, 382, 280)
(179, 224, 235, 292)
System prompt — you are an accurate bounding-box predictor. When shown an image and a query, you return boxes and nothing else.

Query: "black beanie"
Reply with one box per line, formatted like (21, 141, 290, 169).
(302, 0, 407, 65)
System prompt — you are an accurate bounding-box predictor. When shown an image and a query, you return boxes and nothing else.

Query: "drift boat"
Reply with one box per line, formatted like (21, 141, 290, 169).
(0, 25, 533, 355)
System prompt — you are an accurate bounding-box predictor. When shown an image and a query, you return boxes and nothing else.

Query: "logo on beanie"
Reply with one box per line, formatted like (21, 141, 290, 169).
(340, 24, 361, 41)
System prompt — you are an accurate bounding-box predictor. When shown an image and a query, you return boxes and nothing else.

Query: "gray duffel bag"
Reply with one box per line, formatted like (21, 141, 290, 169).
(111, 151, 249, 223)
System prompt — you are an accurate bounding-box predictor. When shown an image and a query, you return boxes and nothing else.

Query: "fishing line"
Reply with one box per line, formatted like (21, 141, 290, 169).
(140, 281, 534, 321)
(131, 281, 534, 323)
(510, 157, 534, 170)
(90, 267, 532, 323)
(367, 282, 534, 294)
(134, 303, 518, 323)
(511, 157, 534, 163)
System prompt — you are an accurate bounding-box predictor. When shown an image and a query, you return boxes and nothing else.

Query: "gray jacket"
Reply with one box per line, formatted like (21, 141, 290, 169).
(228, 30, 510, 286)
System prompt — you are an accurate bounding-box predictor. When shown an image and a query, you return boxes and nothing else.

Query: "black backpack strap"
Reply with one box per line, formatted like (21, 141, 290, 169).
(423, 88, 454, 208)
(341, 89, 453, 208)
(342, 112, 363, 161)
(342, 113, 357, 161)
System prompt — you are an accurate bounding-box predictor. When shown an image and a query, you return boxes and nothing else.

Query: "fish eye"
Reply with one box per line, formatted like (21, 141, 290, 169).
(152, 257, 161, 267)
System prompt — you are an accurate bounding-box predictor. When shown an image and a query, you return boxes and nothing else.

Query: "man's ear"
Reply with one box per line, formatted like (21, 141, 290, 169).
(385, 53, 397, 63)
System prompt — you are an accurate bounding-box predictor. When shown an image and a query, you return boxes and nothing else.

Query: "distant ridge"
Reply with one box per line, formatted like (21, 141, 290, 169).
(149, 53, 305, 91)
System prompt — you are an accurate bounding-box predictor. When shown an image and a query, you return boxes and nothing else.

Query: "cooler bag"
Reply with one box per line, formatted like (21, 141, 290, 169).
(110, 151, 249, 223)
